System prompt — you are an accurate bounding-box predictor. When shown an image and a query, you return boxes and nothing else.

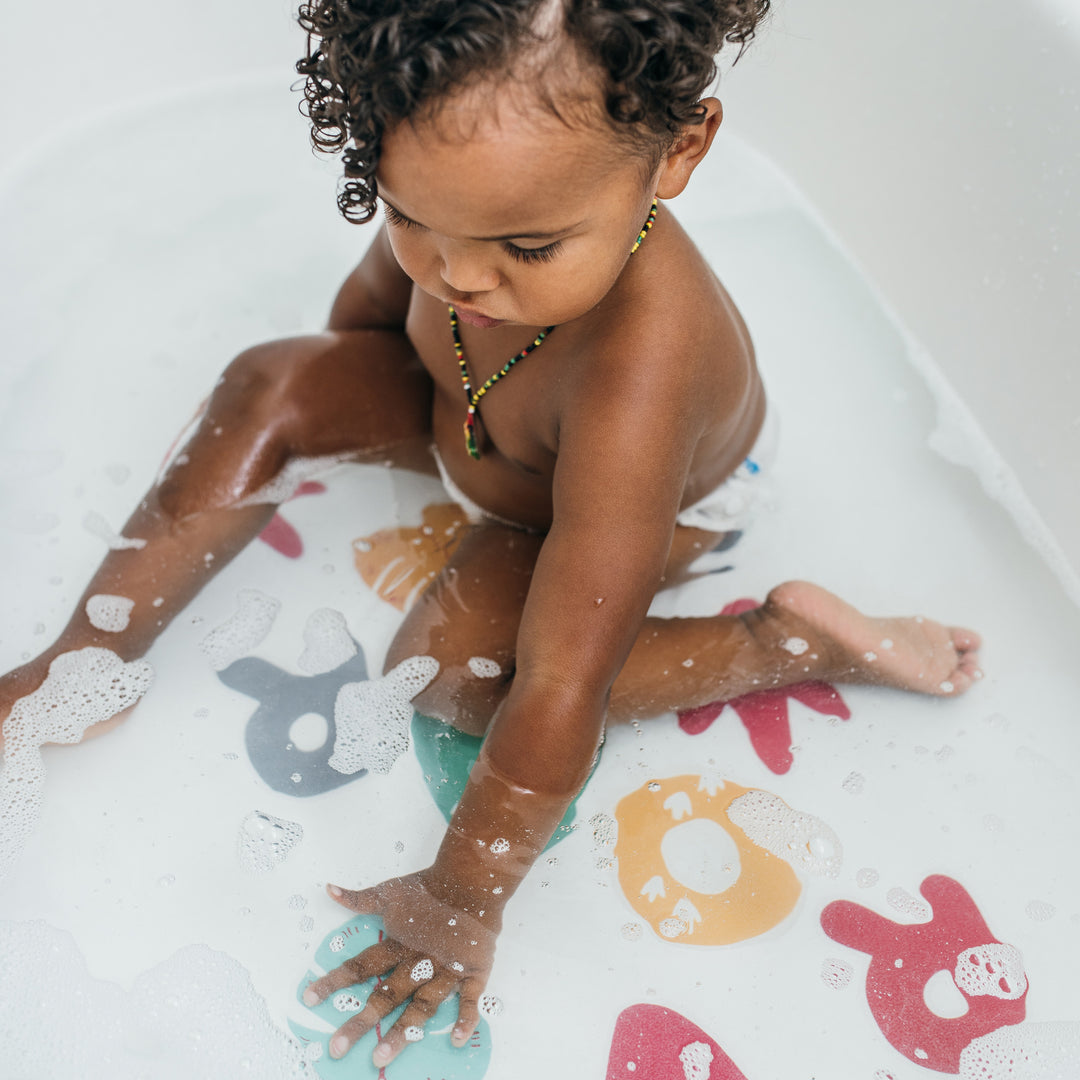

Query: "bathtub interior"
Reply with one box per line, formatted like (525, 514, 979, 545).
(1, 54, 1079, 1080)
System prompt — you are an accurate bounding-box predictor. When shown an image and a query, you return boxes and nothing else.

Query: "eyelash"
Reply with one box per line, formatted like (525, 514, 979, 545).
(382, 202, 563, 265)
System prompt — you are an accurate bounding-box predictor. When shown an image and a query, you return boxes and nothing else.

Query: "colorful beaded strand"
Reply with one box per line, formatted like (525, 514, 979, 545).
(451, 198, 658, 459)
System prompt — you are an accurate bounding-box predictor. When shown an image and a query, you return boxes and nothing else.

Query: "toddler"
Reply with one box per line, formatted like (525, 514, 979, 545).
(0, 0, 981, 1067)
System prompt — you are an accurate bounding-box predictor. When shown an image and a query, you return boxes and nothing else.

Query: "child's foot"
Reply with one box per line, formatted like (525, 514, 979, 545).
(760, 581, 982, 697)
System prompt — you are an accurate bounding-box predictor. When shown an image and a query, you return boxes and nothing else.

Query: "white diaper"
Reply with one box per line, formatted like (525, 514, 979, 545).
(675, 406, 779, 534)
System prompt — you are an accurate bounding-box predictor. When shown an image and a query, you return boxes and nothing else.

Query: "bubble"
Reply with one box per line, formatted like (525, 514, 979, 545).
(954, 943, 1027, 999)
(86, 594, 135, 632)
(489, 838, 510, 855)
(1025, 899, 1056, 922)
(727, 790, 842, 877)
(236, 811, 303, 874)
(658, 918, 687, 939)
(328, 935, 346, 953)
(298, 917, 314, 933)
(200, 590, 281, 671)
(647, 782, 661, 792)
(0, 648, 154, 878)
(781, 637, 809, 656)
(82, 510, 146, 550)
(589, 812, 618, 849)
(959, 1021, 1080, 1079)
(679, 1041, 714, 1080)
(405, 1026, 425, 1042)
(478, 993, 503, 1018)
(236, 454, 348, 506)
(287, 895, 307, 911)
(410, 959, 434, 982)
(297, 609, 356, 675)
(820, 958, 853, 989)
(842, 771, 865, 794)
(450, 962, 464, 973)
(856, 867, 880, 889)
(333, 993, 363, 1012)
(330, 656, 439, 775)
(620, 922, 643, 942)
(467, 657, 501, 678)
(983, 814, 1004, 832)
(158, 874, 176, 888)
(886, 886, 932, 921)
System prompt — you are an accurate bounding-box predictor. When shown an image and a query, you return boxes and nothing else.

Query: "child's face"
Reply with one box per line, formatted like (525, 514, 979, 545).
(376, 87, 659, 329)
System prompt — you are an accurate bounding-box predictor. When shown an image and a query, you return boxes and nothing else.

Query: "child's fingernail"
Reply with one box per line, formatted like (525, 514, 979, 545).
(373, 1042, 392, 1064)
(302, 988, 319, 1006)
(330, 1035, 350, 1059)
(452, 1027, 469, 1046)
(328, 883, 343, 898)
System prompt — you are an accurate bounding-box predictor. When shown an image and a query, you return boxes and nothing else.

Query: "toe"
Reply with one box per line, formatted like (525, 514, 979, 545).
(949, 626, 982, 653)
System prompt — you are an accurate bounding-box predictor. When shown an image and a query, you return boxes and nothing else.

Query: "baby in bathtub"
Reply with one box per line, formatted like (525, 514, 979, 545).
(0, 0, 983, 1067)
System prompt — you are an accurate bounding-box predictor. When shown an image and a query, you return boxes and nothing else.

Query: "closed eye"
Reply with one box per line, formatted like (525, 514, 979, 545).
(383, 202, 421, 230)
(504, 241, 563, 265)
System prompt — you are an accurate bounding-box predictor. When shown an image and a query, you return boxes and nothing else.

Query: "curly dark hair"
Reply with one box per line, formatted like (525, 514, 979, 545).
(295, 0, 770, 223)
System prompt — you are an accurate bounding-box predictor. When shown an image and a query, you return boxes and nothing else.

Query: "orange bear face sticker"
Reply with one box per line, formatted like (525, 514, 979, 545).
(352, 503, 469, 611)
(614, 775, 841, 945)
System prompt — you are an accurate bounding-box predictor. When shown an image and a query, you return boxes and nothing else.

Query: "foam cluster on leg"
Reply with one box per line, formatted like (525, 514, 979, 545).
(330, 656, 439, 775)
(1, 647, 154, 876)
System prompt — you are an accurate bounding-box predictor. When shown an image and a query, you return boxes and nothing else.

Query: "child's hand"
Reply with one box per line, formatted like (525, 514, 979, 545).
(302, 870, 500, 1068)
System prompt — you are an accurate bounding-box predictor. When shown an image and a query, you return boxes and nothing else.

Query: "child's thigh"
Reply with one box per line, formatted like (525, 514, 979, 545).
(384, 523, 544, 728)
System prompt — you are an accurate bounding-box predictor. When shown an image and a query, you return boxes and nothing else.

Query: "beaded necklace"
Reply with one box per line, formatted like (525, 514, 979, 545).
(449, 197, 659, 459)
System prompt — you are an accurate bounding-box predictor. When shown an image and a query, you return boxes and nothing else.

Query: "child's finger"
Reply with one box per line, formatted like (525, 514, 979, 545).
(326, 881, 381, 912)
(370, 971, 461, 1067)
(301, 939, 410, 1005)
(451, 974, 485, 1048)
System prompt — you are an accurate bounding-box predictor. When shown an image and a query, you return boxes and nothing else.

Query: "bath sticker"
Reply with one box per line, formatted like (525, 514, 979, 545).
(257, 480, 327, 559)
(411, 712, 590, 852)
(613, 775, 825, 945)
(677, 600, 850, 774)
(217, 636, 371, 796)
(292, 914, 492, 1079)
(353, 502, 470, 611)
(606, 1004, 749, 1079)
(821, 874, 1028, 1072)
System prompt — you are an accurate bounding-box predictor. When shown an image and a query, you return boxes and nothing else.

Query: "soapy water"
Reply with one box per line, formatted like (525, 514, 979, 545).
(886, 886, 933, 921)
(959, 1021, 1080, 1079)
(726, 790, 842, 877)
(237, 454, 351, 507)
(297, 608, 357, 675)
(329, 655, 439, 775)
(201, 589, 282, 671)
(821, 957, 854, 989)
(0, 919, 313, 1079)
(86, 593, 135, 632)
(679, 1040, 714, 1080)
(237, 810, 304, 874)
(0, 647, 154, 877)
(953, 943, 1028, 999)
(83, 509, 147, 550)
(467, 657, 502, 678)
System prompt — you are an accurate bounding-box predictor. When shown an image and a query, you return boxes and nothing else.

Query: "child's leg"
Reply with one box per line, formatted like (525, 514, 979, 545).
(388, 524, 982, 736)
(0, 329, 433, 742)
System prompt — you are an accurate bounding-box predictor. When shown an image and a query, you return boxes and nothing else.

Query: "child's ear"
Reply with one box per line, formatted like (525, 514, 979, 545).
(655, 97, 723, 200)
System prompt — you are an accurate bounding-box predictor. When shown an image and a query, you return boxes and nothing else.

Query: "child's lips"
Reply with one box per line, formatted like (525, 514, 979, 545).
(455, 306, 503, 329)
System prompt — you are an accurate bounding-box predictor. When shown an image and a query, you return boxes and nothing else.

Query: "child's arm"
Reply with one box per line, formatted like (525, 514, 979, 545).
(307, 351, 704, 1064)
(327, 225, 413, 331)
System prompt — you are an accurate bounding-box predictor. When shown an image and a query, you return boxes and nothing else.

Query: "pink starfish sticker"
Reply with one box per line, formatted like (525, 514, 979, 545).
(256, 481, 327, 559)
(677, 598, 850, 774)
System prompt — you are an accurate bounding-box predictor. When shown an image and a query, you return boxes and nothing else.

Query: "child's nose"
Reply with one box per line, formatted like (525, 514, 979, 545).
(439, 246, 500, 295)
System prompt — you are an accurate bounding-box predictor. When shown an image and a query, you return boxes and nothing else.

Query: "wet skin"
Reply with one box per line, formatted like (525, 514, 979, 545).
(0, 82, 981, 1069)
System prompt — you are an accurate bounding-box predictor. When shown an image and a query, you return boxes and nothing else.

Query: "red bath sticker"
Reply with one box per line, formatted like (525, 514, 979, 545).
(677, 599, 850, 773)
(607, 1004, 749, 1079)
(821, 874, 1028, 1072)
(257, 481, 327, 558)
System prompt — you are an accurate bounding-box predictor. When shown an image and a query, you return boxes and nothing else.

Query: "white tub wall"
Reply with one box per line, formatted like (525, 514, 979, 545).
(720, 0, 1080, 576)
(2, 0, 1077, 574)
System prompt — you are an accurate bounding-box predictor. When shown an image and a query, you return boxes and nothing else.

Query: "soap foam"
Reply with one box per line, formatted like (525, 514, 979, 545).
(237, 810, 303, 874)
(86, 593, 135, 632)
(329, 656, 439, 776)
(954, 943, 1027, 1000)
(83, 510, 147, 550)
(886, 886, 932, 921)
(821, 957, 854, 989)
(297, 608, 356, 675)
(727, 790, 843, 877)
(959, 1021, 1080, 1079)
(679, 1041, 714, 1080)
(1, 647, 154, 877)
(0, 919, 312, 1079)
(467, 657, 502, 679)
(200, 589, 281, 671)
(236, 454, 349, 507)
